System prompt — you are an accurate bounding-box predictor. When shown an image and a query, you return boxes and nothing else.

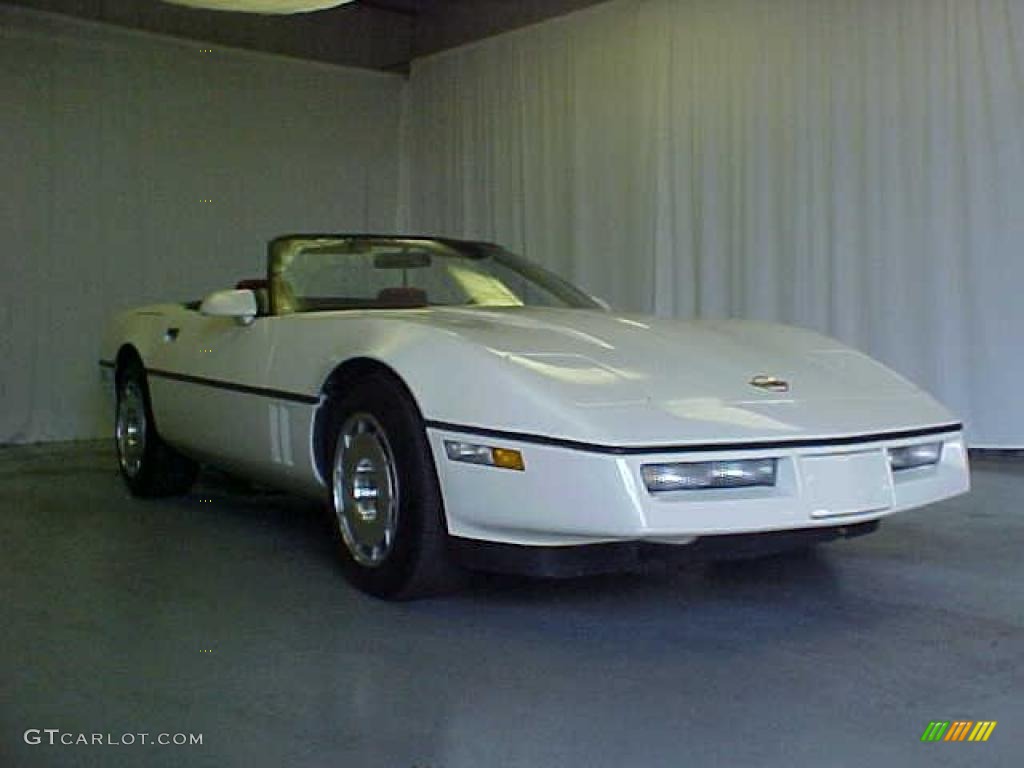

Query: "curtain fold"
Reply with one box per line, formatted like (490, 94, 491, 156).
(403, 0, 1024, 447)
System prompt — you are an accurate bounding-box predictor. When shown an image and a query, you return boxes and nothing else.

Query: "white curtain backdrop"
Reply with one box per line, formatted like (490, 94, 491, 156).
(402, 0, 1024, 448)
(1, 7, 403, 443)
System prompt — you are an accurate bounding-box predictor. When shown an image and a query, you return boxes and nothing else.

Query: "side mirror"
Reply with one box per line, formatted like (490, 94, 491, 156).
(200, 289, 258, 326)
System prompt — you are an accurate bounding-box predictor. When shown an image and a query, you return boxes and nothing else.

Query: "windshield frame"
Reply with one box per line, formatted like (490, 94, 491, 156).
(266, 235, 601, 315)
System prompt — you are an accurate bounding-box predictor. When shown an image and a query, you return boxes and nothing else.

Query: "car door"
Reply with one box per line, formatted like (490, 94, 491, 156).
(146, 307, 276, 476)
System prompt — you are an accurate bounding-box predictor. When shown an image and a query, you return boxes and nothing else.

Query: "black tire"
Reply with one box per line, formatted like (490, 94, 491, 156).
(326, 374, 458, 600)
(115, 359, 198, 497)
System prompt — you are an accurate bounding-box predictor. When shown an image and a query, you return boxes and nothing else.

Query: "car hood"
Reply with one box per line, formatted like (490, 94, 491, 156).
(397, 306, 958, 446)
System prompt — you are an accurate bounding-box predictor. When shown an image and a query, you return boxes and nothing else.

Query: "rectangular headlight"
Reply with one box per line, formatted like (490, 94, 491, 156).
(888, 442, 942, 471)
(444, 440, 525, 471)
(641, 458, 777, 493)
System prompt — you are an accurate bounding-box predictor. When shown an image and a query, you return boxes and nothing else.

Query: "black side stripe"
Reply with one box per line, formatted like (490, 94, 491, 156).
(100, 358, 963, 453)
(424, 420, 964, 456)
(146, 368, 320, 405)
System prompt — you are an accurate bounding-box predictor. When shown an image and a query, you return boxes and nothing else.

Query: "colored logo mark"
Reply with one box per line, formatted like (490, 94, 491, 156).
(921, 721, 997, 742)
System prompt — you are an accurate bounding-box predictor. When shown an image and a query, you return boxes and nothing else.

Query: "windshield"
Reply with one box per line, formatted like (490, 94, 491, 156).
(270, 237, 600, 314)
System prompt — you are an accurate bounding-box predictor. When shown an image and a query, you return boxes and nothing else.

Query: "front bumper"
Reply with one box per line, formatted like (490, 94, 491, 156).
(427, 426, 970, 546)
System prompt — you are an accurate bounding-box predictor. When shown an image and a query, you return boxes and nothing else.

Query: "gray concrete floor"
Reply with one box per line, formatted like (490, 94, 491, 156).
(1, 442, 1021, 768)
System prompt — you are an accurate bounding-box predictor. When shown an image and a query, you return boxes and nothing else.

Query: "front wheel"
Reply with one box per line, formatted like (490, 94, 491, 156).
(327, 375, 457, 599)
(115, 360, 198, 497)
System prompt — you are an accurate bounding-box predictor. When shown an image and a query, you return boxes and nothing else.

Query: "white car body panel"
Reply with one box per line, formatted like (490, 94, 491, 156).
(101, 299, 970, 547)
(427, 427, 968, 545)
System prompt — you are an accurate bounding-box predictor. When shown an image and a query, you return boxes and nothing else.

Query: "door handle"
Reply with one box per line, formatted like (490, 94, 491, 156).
(164, 327, 180, 342)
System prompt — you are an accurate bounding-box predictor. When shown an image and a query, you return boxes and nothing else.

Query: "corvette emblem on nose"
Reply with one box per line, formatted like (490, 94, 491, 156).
(750, 375, 790, 393)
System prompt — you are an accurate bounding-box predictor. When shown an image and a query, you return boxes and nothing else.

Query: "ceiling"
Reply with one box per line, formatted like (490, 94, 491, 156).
(0, 0, 611, 72)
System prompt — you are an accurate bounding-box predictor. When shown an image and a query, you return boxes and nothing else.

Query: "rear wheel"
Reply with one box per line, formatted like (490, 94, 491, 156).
(115, 360, 198, 497)
(327, 374, 458, 599)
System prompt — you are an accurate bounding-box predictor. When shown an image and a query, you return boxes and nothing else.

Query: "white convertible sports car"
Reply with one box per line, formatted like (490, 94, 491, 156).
(100, 235, 970, 598)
